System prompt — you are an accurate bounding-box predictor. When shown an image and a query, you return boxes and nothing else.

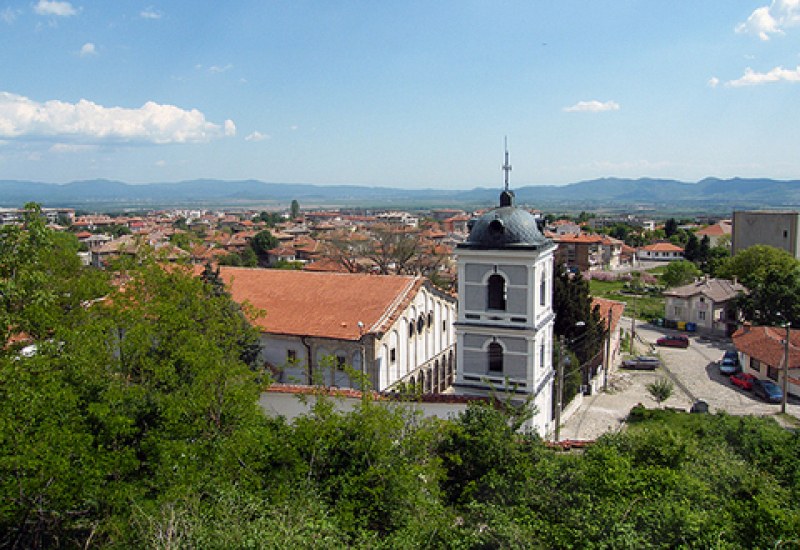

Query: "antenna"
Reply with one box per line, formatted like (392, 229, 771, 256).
(502, 136, 512, 191)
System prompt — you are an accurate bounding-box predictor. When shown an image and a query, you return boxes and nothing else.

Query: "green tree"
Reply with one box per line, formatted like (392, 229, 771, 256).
(661, 260, 702, 288)
(664, 217, 679, 238)
(250, 229, 279, 266)
(716, 244, 799, 289)
(290, 199, 300, 219)
(646, 377, 674, 407)
(734, 267, 800, 326)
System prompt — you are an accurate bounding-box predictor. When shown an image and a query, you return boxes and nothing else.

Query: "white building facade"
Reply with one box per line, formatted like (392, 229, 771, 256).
(453, 189, 557, 436)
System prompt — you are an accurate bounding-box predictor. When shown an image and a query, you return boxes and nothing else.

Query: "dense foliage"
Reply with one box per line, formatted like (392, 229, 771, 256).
(3, 211, 800, 548)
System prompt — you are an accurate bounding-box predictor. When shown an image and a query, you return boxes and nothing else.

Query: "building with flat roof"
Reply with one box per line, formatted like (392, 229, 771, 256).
(732, 210, 800, 258)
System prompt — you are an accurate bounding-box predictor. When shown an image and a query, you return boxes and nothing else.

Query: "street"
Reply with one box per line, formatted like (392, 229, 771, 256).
(559, 318, 800, 440)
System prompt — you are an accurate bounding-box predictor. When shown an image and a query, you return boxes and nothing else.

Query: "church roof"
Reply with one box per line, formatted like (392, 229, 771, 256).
(210, 267, 429, 340)
(457, 192, 551, 250)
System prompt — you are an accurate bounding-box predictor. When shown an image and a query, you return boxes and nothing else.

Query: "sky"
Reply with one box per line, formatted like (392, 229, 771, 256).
(1, 1, 799, 189)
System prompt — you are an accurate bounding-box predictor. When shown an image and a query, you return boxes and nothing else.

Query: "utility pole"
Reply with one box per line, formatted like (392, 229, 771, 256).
(782, 322, 791, 414)
(604, 306, 612, 392)
(554, 335, 566, 442)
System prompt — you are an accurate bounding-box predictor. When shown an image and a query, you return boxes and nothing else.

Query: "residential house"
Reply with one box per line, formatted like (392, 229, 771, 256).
(552, 234, 605, 272)
(663, 277, 746, 336)
(636, 242, 684, 261)
(212, 267, 457, 393)
(696, 220, 732, 248)
(733, 323, 800, 398)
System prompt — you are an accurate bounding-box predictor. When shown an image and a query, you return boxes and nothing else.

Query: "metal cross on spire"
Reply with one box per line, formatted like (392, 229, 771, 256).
(502, 136, 512, 191)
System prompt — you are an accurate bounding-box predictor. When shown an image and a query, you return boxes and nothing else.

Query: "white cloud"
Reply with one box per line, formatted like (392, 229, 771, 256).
(34, 0, 76, 17)
(0, 91, 236, 144)
(79, 42, 96, 57)
(155, 159, 167, 167)
(290, 125, 298, 130)
(726, 65, 800, 86)
(224, 120, 236, 136)
(140, 7, 162, 20)
(563, 100, 620, 113)
(707, 76, 720, 88)
(245, 131, 269, 141)
(50, 143, 96, 153)
(736, 0, 800, 40)
(209, 64, 233, 74)
(2, 7, 18, 23)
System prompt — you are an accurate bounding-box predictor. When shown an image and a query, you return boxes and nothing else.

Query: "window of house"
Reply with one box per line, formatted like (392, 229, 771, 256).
(427, 312, 433, 328)
(751, 358, 761, 372)
(336, 355, 346, 370)
(767, 365, 779, 381)
(417, 316, 425, 334)
(488, 342, 503, 373)
(784, 230, 789, 238)
(390, 348, 396, 364)
(287, 349, 297, 363)
(409, 321, 415, 337)
(442, 320, 446, 332)
(673, 307, 683, 317)
(487, 274, 506, 310)
(539, 342, 545, 368)
(698, 311, 706, 321)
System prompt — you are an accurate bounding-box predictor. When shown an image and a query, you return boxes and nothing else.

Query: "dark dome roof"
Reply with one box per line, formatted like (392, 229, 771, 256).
(459, 200, 551, 250)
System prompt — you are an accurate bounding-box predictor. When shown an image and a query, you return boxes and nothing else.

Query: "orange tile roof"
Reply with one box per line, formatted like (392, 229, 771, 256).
(639, 242, 684, 252)
(554, 233, 604, 244)
(696, 221, 732, 237)
(592, 297, 626, 333)
(733, 325, 800, 370)
(212, 267, 424, 340)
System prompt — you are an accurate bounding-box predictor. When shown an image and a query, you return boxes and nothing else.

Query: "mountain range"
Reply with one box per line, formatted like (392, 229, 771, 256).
(1, 177, 799, 212)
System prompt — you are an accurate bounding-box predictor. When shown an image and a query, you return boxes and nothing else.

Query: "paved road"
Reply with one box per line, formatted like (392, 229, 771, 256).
(560, 319, 800, 440)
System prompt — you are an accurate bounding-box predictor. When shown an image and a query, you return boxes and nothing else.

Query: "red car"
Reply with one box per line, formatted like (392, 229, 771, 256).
(656, 335, 690, 348)
(730, 372, 756, 390)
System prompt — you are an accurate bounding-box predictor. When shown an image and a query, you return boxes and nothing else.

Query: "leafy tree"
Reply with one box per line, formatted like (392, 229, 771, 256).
(664, 217, 679, 238)
(250, 229, 279, 266)
(734, 266, 800, 326)
(661, 260, 702, 288)
(716, 244, 799, 289)
(646, 378, 674, 407)
(683, 232, 700, 262)
(290, 199, 300, 219)
(172, 216, 189, 231)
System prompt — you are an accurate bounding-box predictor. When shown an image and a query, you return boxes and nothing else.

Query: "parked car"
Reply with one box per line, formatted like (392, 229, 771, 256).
(723, 350, 740, 364)
(621, 356, 661, 370)
(752, 378, 783, 403)
(730, 372, 756, 390)
(656, 335, 690, 348)
(718, 357, 741, 375)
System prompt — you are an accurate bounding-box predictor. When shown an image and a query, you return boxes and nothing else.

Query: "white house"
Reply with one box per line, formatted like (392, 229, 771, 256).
(663, 277, 746, 336)
(212, 267, 456, 392)
(733, 324, 800, 398)
(636, 242, 684, 261)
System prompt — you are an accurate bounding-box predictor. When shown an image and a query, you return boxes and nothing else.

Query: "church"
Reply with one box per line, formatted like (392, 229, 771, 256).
(451, 149, 557, 435)
(219, 149, 557, 436)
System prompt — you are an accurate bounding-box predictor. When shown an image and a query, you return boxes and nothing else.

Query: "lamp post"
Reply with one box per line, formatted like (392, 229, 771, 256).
(604, 306, 612, 392)
(782, 321, 790, 415)
(554, 322, 586, 442)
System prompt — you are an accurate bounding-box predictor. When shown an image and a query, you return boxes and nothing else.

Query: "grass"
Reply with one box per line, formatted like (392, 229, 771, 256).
(590, 277, 665, 321)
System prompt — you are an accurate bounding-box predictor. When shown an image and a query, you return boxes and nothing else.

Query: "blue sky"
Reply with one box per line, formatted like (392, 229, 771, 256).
(1, 1, 799, 189)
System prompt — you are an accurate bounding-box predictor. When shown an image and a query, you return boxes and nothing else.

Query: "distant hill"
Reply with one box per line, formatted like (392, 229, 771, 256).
(2, 177, 800, 211)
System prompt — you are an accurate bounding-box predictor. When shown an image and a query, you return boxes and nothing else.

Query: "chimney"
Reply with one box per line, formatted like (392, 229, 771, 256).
(732, 276, 737, 286)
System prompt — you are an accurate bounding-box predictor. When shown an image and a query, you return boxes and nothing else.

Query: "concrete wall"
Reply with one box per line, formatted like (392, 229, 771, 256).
(732, 210, 800, 258)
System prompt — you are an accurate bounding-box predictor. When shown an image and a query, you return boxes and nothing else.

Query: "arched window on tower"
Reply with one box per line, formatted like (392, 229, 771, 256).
(487, 274, 506, 310)
(488, 342, 503, 373)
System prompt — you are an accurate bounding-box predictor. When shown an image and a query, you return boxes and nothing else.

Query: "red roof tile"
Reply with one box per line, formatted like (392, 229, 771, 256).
(733, 324, 800, 370)
(211, 267, 424, 340)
